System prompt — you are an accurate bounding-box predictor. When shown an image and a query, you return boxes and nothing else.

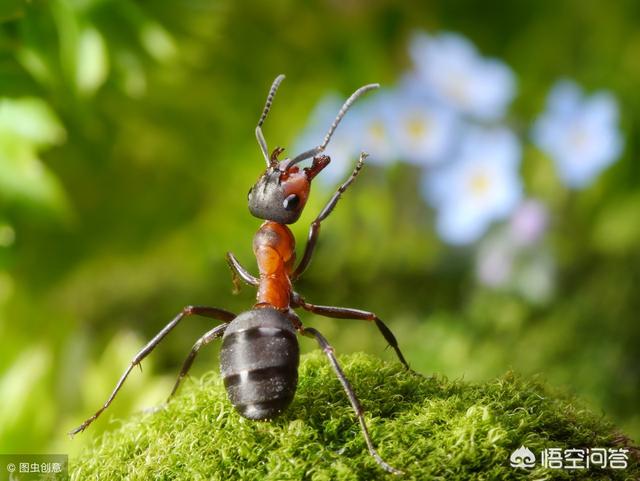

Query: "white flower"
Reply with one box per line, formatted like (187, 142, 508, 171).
(409, 32, 516, 120)
(423, 126, 522, 245)
(532, 80, 623, 189)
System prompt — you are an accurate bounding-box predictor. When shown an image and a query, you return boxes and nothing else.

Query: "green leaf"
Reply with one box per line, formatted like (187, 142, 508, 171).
(139, 21, 177, 62)
(16, 48, 54, 87)
(0, 139, 69, 214)
(0, 222, 15, 248)
(0, 346, 51, 440)
(0, 97, 66, 148)
(75, 25, 109, 95)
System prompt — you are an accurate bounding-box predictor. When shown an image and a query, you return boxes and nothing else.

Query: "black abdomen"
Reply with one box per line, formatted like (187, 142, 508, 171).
(220, 308, 299, 420)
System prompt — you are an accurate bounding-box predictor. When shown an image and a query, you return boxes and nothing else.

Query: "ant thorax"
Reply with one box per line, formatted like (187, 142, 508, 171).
(253, 221, 296, 309)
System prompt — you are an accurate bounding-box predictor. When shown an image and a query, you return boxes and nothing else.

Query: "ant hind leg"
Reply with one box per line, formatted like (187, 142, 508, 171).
(69, 305, 235, 435)
(168, 322, 230, 400)
(301, 326, 403, 475)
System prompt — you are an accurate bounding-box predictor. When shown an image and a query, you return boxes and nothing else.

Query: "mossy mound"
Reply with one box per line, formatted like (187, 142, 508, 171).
(71, 352, 638, 480)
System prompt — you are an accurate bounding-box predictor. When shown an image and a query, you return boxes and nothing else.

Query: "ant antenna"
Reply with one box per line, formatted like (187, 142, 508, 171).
(287, 83, 379, 168)
(256, 74, 286, 167)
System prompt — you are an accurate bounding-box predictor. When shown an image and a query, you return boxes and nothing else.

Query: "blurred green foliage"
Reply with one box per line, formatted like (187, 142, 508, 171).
(0, 0, 638, 461)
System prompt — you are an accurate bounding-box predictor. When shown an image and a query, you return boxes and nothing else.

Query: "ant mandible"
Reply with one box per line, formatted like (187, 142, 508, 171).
(70, 74, 412, 475)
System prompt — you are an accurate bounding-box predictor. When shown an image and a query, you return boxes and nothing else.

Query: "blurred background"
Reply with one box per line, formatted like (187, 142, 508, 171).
(1, 0, 638, 456)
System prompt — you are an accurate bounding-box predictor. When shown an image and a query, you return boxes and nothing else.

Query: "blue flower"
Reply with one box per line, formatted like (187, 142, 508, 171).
(423, 126, 523, 245)
(532, 80, 623, 189)
(347, 89, 398, 166)
(389, 76, 458, 166)
(409, 32, 516, 120)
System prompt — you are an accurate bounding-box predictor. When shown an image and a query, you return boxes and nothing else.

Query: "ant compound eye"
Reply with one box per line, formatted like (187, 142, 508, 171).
(283, 194, 300, 211)
(247, 187, 253, 201)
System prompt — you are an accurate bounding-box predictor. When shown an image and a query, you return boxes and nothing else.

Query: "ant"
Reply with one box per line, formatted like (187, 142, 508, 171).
(70, 74, 412, 475)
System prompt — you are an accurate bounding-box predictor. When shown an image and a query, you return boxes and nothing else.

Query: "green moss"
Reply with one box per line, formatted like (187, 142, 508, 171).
(71, 352, 639, 480)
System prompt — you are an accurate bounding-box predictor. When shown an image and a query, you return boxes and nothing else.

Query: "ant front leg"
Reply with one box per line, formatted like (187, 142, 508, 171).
(292, 293, 411, 371)
(69, 305, 235, 435)
(292, 152, 367, 281)
(226, 251, 259, 292)
(300, 326, 403, 475)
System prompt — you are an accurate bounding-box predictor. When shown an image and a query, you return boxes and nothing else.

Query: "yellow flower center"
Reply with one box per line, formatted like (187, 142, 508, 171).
(469, 171, 490, 195)
(368, 120, 385, 140)
(569, 126, 589, 151)
(405, 116, 430, 140)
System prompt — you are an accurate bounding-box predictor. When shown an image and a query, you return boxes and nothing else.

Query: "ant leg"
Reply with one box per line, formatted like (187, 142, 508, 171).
(226, 251, 259, 287)
(292, 152, 367, 280)
(168, 322, 229, 399)
(69, 305, 235, 435)
(292, 293, 410, 371)
(301, 326, 403, 475)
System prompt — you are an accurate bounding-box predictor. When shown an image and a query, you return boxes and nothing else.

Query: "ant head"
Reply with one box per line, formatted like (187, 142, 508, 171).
(249, 75, 377, 224)
(248, 148, 330, 224)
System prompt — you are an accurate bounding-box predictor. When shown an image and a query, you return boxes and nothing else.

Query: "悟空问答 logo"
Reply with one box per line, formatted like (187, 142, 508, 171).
(510, 445, 536, 468)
